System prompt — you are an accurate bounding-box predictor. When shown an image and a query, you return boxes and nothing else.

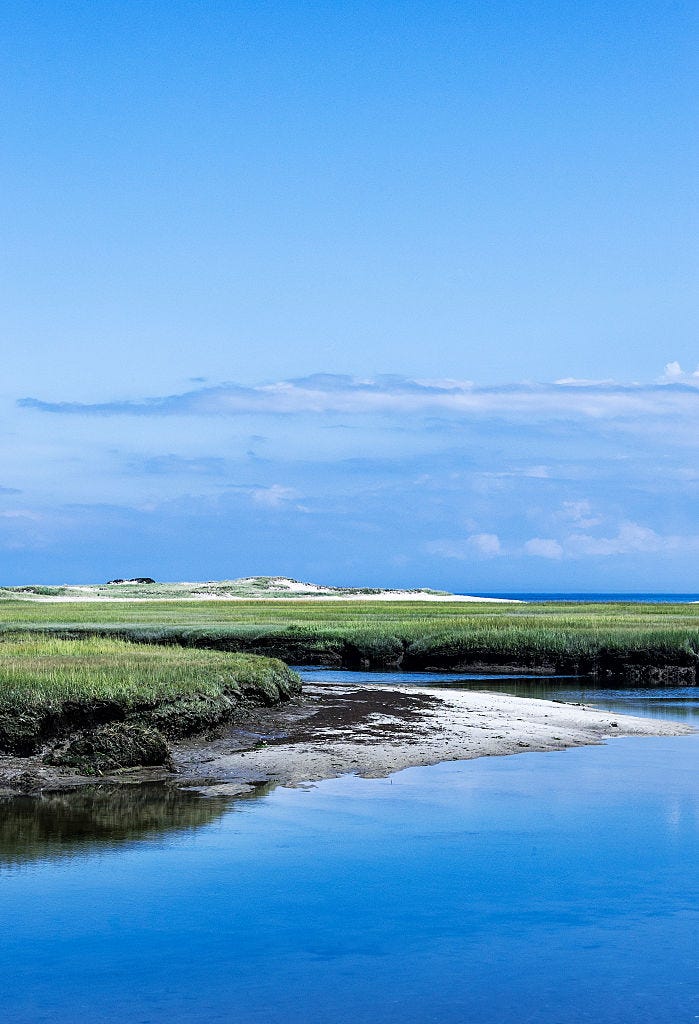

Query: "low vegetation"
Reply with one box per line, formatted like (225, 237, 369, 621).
(1, 600, 696, 778)
(0, 634, 300, 767)
(0, 576, 450, 601)
(0, 599, 697, 679)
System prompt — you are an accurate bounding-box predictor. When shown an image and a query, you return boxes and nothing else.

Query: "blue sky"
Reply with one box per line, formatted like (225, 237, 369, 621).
(2, 2, 698, 589)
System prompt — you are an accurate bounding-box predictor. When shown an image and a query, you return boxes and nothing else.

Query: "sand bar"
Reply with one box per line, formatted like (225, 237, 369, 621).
(176, 682, 692, 795)
(1, 682, 692, 799)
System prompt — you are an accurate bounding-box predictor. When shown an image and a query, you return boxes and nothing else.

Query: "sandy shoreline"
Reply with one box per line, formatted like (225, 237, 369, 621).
(6, 592, 515, 603)
(1, 575, 516, 603)
(176, 683, 693, 795)
(2, 683, 691, 799)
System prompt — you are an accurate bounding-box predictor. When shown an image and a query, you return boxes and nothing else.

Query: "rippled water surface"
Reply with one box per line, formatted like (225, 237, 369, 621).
(1, 671, 698, 1024)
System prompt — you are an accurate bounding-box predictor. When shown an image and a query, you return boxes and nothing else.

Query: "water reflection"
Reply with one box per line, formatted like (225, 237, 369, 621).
(2, 738, 698, 1024)
(2, 671, 698, 1023)
(3, 671, 697, 870)
(451, 680, 699, 722)
(0, 783, 235, 867)
(552, 691, 699, 721)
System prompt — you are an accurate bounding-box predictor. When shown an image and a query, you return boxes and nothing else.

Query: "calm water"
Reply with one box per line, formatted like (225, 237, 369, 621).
(1, 672, 698, 1024)
(298, 665, 699, 722)
(463, 592, 699, 601)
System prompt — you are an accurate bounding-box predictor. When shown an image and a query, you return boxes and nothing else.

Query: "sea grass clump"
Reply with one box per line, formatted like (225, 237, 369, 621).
(0, 634, 301, 768)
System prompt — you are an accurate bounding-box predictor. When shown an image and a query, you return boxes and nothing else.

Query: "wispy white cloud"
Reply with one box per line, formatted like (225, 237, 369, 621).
(524, 538, 564, 559)
(523, 521, 699, 560)
(0, 510, 44, 521)
(470, 533, 502, 556)
(134, 454, 228, 476)
(0, 508, 50, 552)
(249, 484, 298, 508)
(425, 533, 502, 560)
(660, 361, 699, 383)
(17, 370, 699, 423)
(555, 500, 604, 529)
(7, 366, 699, 587)
(565, 522, 699, 557)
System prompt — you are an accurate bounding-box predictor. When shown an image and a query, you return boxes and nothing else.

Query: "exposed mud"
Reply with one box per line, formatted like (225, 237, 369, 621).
(171, 682, 695, 792)
(0, 662, 300, 782)
(1, 682, 693, 799)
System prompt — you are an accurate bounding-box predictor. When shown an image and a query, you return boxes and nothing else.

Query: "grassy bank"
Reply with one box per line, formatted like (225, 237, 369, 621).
(0, 634, 300, 768)
(0, 599, 697, 680)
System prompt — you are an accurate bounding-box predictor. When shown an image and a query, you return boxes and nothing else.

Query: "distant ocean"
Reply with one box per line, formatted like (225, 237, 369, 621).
(463, 593, 699, 603)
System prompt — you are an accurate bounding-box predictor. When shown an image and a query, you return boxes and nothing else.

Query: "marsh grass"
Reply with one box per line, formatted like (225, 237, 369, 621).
(0, 633, 297, 711)
(0, 600, 697, 669)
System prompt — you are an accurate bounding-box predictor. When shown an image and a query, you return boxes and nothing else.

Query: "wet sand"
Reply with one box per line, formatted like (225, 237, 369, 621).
(176, 682, 693, 796)
(1, 682, 692, 798)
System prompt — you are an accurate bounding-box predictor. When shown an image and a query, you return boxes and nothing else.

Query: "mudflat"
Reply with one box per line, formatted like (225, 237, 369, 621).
(175, 683, 693, 795)
(5, 679, 691, 798)
(4, 682, 689, 799)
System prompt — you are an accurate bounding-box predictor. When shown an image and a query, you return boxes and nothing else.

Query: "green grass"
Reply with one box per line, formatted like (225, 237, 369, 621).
(0, 602, 696, 764)
(0, 633, 301, 758)
(1, 597, 697, 628)
(0, 633, 297, 708)
(0, 599, 697, 671)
